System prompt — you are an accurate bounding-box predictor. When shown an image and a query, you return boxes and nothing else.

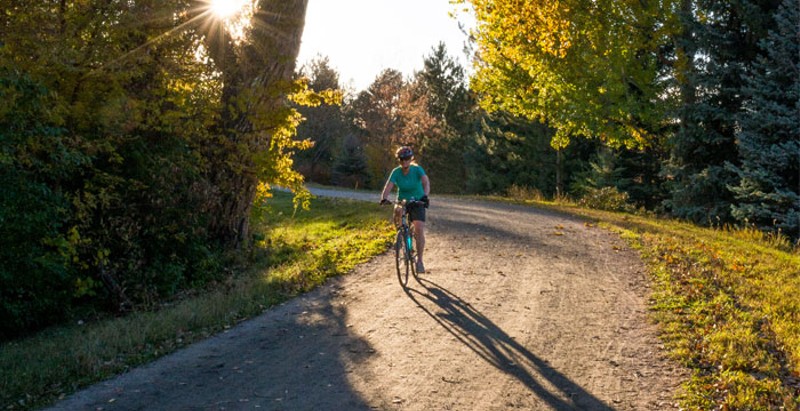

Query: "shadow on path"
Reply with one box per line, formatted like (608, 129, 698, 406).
(404, 278, 614, 411)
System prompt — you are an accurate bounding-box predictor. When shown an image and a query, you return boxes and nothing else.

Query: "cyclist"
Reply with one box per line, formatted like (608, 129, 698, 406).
(380, 146, 430, 273)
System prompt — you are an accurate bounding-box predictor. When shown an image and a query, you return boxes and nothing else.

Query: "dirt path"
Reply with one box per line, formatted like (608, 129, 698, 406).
(46, 192, 685, 410)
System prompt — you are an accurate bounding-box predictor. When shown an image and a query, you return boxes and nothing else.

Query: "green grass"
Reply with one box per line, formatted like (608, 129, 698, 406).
(500, 195, 800, 410)
(0, 191, 394, 410)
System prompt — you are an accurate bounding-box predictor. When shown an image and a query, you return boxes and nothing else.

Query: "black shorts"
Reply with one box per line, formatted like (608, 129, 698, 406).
(407, 202, 426, 223)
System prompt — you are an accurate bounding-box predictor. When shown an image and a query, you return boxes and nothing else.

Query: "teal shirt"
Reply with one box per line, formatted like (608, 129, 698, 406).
(389, 165, 426, 201)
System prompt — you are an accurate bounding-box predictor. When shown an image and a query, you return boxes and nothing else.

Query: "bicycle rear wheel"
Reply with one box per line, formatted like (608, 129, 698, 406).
(395, 230, 410, 286)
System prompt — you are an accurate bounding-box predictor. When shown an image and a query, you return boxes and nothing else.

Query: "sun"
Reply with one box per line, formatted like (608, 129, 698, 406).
(209, 0, 250, 20)
(201, 0, 254, 42)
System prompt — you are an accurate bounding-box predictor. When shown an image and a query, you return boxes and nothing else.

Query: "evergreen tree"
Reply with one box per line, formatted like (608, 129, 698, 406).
(295, 56, 348, 184)
(416, 43, 477, 193)
(464, 111, 559, 195)
(570, 147, 630, 196)
(665, 0, 782, 224)
(729, 0, 800, 238)
(331, 134, 371, 189)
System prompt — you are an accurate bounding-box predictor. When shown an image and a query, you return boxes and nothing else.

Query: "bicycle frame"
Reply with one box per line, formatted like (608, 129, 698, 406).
(385, 199, 423, 286)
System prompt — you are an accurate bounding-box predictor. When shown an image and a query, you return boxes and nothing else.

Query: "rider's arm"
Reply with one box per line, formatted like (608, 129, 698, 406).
(381, 180, 395, 202)
(421, 174, 430, 197)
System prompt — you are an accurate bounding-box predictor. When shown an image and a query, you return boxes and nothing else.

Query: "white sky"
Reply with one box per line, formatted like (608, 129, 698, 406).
(297, 0, 474, 91)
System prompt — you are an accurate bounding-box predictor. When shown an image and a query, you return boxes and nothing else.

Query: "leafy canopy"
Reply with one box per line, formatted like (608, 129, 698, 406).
(456, 0, 679, 149)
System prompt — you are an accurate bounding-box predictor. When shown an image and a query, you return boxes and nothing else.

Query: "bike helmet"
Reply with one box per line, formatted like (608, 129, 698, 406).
(396, 146, 414, 160)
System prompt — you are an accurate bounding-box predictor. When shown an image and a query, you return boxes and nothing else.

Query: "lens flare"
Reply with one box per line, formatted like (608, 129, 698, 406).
(209, 0, 249, 19)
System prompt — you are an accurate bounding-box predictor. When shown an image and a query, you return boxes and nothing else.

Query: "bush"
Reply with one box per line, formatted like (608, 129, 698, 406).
(506, 184, 545, 202)
(0, 72, 85, 339)
(578, 186, 635, 212)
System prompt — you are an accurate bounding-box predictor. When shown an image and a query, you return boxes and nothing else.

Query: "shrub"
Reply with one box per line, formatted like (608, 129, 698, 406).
(578, 186, 635, 212)
(0, 71, 85, 339)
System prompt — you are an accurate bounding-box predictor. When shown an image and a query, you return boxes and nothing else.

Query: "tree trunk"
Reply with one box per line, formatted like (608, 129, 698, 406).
(203, 0, 309, 248)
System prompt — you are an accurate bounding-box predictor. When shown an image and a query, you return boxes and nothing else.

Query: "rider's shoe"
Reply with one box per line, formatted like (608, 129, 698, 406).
(416, 260, 425, 274)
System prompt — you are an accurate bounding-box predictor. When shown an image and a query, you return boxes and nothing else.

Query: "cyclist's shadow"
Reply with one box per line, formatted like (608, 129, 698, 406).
(404, 279, 613, 411)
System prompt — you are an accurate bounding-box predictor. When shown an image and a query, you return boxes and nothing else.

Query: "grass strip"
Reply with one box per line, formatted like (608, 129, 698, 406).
(0, 191, 394, 410)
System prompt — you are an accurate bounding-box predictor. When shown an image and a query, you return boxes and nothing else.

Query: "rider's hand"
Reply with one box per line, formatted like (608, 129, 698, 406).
(380, 198, 390, 206)
(420, 195, 429, 208)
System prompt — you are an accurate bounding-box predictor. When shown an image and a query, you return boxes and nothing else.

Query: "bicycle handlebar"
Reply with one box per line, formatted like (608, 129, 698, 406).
(380, 199, 426, 207)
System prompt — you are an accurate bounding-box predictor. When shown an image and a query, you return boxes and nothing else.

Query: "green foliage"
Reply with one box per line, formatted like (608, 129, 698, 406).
(665, 0, 782, 225)
(572, 146, 668, 210)
(0, 192, 393, 410)
(294, 57, 349, 185)
(464, 111, 559, 195)
(728, 0, 800, 239)
(0, 0, 312, 338)
(331, 135, 371, 189)
(570, 148, 629, 197)
(415, 43, 477, 194)
(459, 0, 675, 149)
(0, 71, 85, 339)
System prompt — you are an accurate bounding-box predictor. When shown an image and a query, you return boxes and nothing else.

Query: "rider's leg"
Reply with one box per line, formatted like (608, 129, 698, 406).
(413, 220, 425, 267)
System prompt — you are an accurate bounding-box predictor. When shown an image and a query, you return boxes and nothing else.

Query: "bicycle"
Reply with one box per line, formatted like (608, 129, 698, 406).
(381, 199, 425, 287)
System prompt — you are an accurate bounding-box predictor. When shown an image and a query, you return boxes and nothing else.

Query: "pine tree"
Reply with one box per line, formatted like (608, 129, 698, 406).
(416, 43, 477, 193)
(464, 111, 559, 195)
(729, 0, 800, 238)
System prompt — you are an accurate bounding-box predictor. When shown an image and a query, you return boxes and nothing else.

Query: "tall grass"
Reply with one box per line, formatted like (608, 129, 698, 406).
(0, 191, 394, 410)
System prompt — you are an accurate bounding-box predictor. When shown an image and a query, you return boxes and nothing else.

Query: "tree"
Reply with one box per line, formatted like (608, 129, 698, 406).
(728, 0, 800, 238)
(0, 0, 313, 336)
(458, 0, 677, 149)
(331, 134, 371, 189)
(294, 55, 347, 184)
(195, 0, 310, 247)
(351, 69, 407, 186)
(0, 0, 224, 332)
(464, 111, 559, 195)
(416, 43, 478, 193)
(0, 70, 86, 338)
(664, 0, 783, 224)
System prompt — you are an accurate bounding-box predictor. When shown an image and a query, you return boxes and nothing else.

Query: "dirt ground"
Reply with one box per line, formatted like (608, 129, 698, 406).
(45, 192, 686, 410)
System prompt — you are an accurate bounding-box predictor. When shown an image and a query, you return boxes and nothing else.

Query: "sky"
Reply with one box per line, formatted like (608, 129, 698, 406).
(297, 0, 475, 92)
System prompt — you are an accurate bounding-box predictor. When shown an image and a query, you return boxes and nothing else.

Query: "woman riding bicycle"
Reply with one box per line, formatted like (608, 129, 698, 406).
(380, 146, 430, 273)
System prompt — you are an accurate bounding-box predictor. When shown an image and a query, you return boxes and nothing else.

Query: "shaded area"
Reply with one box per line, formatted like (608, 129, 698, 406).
(44, 280, 376, 410)
(405, 278, 614, 410)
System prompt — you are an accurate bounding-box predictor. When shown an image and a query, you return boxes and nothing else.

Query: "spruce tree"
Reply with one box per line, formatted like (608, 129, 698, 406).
(729, 0, 800, 239)
(665, 0, 781, 224)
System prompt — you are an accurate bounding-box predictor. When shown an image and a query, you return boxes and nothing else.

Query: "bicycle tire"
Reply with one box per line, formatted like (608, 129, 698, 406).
(395, 230, 409, 286)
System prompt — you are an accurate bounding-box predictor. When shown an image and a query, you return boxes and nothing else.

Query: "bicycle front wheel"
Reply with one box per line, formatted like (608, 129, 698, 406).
(395, 230, 410, 287)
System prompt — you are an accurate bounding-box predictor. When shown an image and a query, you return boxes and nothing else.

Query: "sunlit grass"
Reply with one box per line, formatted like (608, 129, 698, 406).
(537, 204, 800, 410)
(0, 191, 394, 410)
